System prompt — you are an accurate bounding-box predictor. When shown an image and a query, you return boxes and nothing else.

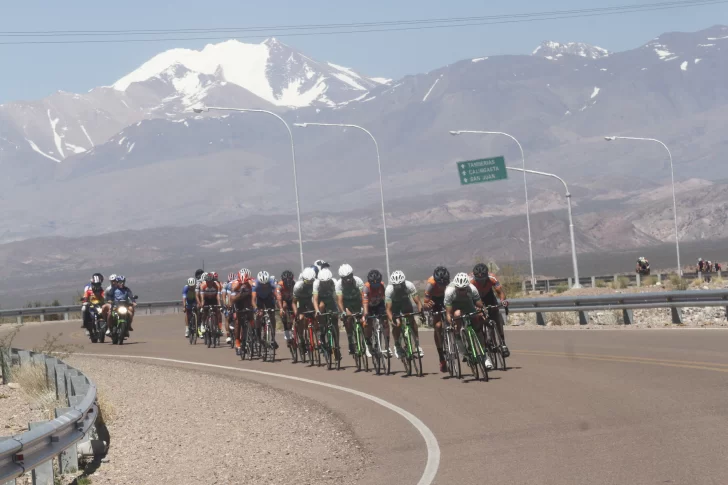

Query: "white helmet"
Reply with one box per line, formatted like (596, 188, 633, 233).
(338, 263, 353, 278)
(453, 272, 471, 289)
(318, 268, 333, 282)
(699, 258, 703, 262)
(314, 259, 327, 270)
(301, 267, 317, 282)
(389, 270, 406, 285)
(239, 268, 251, 279)
(109, 273, 117, 282)
(187, 277, 196, 286)
(257, 271, 270, 282)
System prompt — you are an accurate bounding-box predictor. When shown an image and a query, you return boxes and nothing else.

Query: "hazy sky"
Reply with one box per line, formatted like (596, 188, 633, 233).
(0, 0, 726, 103)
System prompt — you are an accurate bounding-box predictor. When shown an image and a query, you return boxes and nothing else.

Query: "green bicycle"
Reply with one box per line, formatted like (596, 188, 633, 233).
(349, 312, 369, 372)
(454, 310, 490, 382)
(319, 312, 341, 371)
(396, 311, 423, 377)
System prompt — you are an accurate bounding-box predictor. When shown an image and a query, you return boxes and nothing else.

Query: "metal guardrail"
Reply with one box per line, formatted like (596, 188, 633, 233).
(0, 348, 104, 483)
(507, 289, 728, 325)
(0, 300, 183, 324)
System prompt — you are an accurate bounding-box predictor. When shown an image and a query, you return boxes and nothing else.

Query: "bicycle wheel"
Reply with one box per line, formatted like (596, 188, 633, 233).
(247, 324, 256, 361)
(324, 329, 333, 370)
(485, 322, 501, 371)
(463, 331, 478, 379)
(492, 324, 507, 371)
(412, 334, 423, 377)
(354, 325, 362, 372)
(188, 312, 197, 345)
(212, 313, 219, 348)
(307, 325, 316, 367)
(372, 333, 382, 375)
(289, 330, 298, 363)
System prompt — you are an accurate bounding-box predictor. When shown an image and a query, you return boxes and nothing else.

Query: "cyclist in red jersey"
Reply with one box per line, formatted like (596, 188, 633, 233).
(277, 270, 296, 346)
(229, 268, 255, 355)
(196, 272, 223, 337)
(471, 263, 510, 357)
(423, 266, 451, 373)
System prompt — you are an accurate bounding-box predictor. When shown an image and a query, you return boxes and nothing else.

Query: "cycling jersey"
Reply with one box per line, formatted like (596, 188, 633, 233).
(470, 274, 501, 297)
(444, 284, 481, 307)
(277, 280, 294, 302)
(182, 285, 197, 304)
(424, 277, 447, 301)
(197, 281, 222, 302)
(293, 280, 313, 301)
(335, 276, 364, 301)
(385, 281, 417, 304)
(229, 280, 253, 299)
(313, 279, 336, 300)
(252, 277, 278, 299)
(362, 282, 385, 307)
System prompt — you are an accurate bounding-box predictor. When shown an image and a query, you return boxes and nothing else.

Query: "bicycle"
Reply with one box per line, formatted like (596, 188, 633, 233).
(437, 310, 461, 379)
(282, 309, 300, 363)
(236, 308, 256, 360)
(259, 308, 277, 363)
(186, 306, 198, 345)
(300, 311, 320, 367)
(483, 304, 508, 371)
(201, 305, 221, 348)
(367, 314, 390, 376)
(454, 311, 489, 382)
(395, 311, 424, 377)
(319, 311, 341, 371)
(349, 312, 369, 372)
(225, 306, 235, 348)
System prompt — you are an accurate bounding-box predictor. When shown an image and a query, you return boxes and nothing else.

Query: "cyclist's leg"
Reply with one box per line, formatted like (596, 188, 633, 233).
(489, 306, 509, 356)
(343, 304, 357, 353)
(264, 298, 278, 348)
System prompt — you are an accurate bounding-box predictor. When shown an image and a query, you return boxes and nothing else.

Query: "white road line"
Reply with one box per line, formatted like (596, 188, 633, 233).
(77, 353, 441, 485)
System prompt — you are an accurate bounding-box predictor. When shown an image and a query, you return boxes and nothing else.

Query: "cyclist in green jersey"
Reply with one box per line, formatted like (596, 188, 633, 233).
(336, 263, 366, 356)
(385, 270, 424, 359)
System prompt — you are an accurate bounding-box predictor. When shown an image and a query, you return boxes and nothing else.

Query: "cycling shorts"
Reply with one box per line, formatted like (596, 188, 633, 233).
(391, 300, 414, 319)
(342, 298, 363, 314)
(428, 296, 445, 313)
(233, 296, 253, 311)
(202, 296, 218, 307)
(367, 301, 385, 317)
(451, 299, 477, 316)
(185, 301, 197, 310)
(296, 299, 315, 314)
(280, 299, 294, 312)
(257, 296, 276, 310)
(318, 297, 338, 313)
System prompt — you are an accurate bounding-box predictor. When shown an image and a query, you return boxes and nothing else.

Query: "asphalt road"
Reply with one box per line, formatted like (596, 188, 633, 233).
(10, 317, 728, 485)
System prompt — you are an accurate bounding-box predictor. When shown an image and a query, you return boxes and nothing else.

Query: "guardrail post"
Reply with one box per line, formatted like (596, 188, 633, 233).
(44, 357, 58, 386)
(657, 274, 662, 284)
(591, 276, 596, 288)
(54, 364, 68, 401)
(671, 305, 683, 325)
(546, 280, 550, 293)
(636, 273, 641, 287)
(39, 312, 45, 322)
(16, 315, 22, 325)
(28, 422, 55, 484)
(698, 271, 702, 282)
(568, 277, 573, 288)
(70, 375, 89, 397)
(521, 280, 526, 293)
(0, 347, 11, 385)
(613, 274, 618, 285)
(622, 309, 634, 325)
(64, 369, 80, 404)
(536, 312, 546, 326)
(54, 407, 79, 473)
(17, 350, 31, 366)
(63, 312, 69, 321)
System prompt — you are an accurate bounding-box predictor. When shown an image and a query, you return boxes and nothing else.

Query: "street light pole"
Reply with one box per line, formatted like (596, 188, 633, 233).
(294, 122, 391, 278)
(506, 167, 580, 288)
(605, 136, 681, 275)
(449, 130, 536, 287)
(193, 106, 305, 272)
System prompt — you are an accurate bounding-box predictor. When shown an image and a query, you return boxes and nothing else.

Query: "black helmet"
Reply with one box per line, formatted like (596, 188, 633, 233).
(367, 269, 382, 285)
(195, 269, 204, 279)
(204, 273, 215, 282)
(91, 273, 104, 285)
(433, 266, 450, 286)
(281, 270, 294, 284)
(473, 263, 489, 279)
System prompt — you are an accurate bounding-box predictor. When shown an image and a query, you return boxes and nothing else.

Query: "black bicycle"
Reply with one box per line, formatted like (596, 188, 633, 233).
(438, 310, 461, 379)
(319, 312, 341, 371)
(483, 304, 508, 371)
(187, 305, 198, 345)
(201, 305, 221, 348)
(367, 314, 390, 376)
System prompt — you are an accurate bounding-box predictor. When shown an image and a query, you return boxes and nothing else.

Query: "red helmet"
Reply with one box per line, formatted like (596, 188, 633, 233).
(228, 272, 236, 282)
(212, 272, 219, 281)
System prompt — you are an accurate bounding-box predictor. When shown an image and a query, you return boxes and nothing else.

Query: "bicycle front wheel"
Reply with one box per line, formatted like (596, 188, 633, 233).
(188, 313, 197, 345)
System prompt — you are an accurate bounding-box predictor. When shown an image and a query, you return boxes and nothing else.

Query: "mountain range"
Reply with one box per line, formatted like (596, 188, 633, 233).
(1, 24, 728, 282)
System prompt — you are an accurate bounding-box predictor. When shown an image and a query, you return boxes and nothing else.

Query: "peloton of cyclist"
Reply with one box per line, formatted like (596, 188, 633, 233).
(252, 271, 280, 349)
(445, 272, 493, 370)
(470, 263, 510, 358)
(385, 270, 424, 359)
(336, 264, 366, 356)
(424, 266, 451, 372)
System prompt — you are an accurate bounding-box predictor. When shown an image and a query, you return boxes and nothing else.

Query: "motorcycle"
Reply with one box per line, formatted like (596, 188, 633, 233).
(109, 295, 138, 345)
(87, 297, 106, 343)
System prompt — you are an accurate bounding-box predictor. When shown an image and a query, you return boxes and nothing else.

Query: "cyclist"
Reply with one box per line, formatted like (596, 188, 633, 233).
(252, 271, 279, 349)
(182, 277, 198, 338)
(230, 268, 255, 355)
(292, 268, 317, 349)
(385, 270, 424, 359)
(445, 272, 492, 370)
(81, 275, 106, 336)
(313, 268, 339, 350)
(336, 264, 366, 356)
(277, 270, 296, 346)
(196, 272, 223, 340)
(362, 269, 389, 355)
(636, 257, 650, 275)
(81, 273, 104, 331)
(222, 272, 237, 345)
(424, 266, 451, 372)
(471, 263, 510, 358)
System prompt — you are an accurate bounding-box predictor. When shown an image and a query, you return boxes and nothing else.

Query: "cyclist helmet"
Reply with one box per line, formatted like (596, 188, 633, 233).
(473, 263, 489, 279)
(91, 273, 103, 285)
(195, 269, 204, 279)
(301, 267, 316, 282)
(389, 270, 406, 285)
(228, 273, 236, 282)
(433, 266, 450, 286)
(314, 259, 330, 270)
(453, 272, 471, 289)
(257, 271, 270, 282)
(367, 269, 382, 285)
(281, 270, 294, 284)
(109, 273, 117, 283)
(698, 258, 703, 262)
(318, 268, 333, 282)
(117, 275, 126, 284)
(338, 263, 353, 278)
(239, 268, 252, 281)
(204, 273, 215, 282)
(187, 277, 197, 287)
(211, 271, 219, 281)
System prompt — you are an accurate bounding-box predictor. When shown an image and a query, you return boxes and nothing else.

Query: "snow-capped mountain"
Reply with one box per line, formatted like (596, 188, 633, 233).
(532, 41, 610, 60)
(112, 38, 387, 109)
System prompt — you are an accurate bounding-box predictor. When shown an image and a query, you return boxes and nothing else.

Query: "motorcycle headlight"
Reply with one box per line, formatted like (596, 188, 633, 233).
(117, 306, 128, 315)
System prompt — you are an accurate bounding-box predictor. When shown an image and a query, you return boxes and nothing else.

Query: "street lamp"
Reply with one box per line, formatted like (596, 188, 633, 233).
(507, 167, 581, 288)
(604, 136, 681, 274)
(294, 122, 391, 278)
(192, 106, 305, 272)
(449, 130, 536, 287)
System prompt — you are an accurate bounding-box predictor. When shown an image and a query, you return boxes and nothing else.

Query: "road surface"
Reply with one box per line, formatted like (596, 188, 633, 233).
(10, 316, 728, 484)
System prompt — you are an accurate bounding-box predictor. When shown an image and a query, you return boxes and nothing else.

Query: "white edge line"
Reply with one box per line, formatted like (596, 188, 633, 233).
(75, 353, 441, 485)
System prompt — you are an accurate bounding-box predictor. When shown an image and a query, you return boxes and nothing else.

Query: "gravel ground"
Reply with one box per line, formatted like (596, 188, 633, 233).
(66, 356, 369, 485)
(0, 380, 48, 435)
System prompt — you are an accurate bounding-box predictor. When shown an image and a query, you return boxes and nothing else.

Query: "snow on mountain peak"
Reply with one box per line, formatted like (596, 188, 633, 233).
(533, 41, 610, 60)
(111, 38, 382, 108)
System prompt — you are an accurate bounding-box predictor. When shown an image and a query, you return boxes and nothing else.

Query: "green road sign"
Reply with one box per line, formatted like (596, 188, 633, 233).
(457, 156, 507, 185)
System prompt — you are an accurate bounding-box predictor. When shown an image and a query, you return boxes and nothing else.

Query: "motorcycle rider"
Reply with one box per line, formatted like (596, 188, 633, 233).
(103, 275, 136, 336)
(81, 273, 104, 330)
(82, 275, 106, 336)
